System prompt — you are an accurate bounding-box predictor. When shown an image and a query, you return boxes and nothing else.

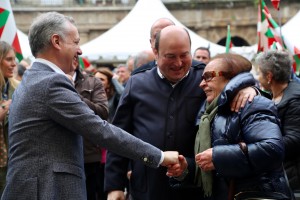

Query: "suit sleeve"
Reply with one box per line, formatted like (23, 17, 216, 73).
(45, 75, 162, 168)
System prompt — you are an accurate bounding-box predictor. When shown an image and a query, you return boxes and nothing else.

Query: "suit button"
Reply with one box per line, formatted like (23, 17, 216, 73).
(143, 157, 148, 162)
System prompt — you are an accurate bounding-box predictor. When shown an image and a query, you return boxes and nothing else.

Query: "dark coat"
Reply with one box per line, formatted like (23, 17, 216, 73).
(105, 62, 210, 200)
(74, 69, 108, 163)
(277, 81, 300, 191)
(205, 73, 290, 199)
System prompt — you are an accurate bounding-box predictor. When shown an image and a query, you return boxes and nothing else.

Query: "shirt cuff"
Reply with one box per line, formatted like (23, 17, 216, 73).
(158, 151, 164, 167)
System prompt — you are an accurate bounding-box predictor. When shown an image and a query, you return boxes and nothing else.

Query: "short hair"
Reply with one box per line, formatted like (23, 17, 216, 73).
(211, 53, 252, 80)
(17, 64, 27, 77)
(154, 27, 191, 52)
(29, 12, 76, 57)
(193, 47, 211, 58)
(255, 50, 292, 83)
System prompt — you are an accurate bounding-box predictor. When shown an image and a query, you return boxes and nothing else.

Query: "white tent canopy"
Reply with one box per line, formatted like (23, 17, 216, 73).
(282, 10, 300, 50)
(81, 0, 229, 61)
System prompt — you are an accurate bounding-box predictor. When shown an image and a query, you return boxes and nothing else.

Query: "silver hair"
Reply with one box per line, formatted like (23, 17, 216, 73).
(28, 12, 76, 57)
(255, 50, 292, 83)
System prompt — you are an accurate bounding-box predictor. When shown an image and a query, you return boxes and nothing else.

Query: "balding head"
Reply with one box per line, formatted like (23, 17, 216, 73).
(155, 25, 191, 52)
(153, 26, 192, 83)
(133, 49, 155, 70)
(150, 18, 175, 50)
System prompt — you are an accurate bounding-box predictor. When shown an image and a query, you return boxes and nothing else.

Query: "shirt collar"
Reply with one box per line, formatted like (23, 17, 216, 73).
(156, 67, 190, 88)
(34, 58, 66, 76)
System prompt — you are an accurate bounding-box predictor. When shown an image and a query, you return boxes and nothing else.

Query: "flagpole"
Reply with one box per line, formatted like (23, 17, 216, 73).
(277, 3, 283, 47)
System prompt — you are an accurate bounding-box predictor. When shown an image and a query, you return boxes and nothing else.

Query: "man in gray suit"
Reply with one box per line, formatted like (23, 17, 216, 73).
(1, 12, 179, 200)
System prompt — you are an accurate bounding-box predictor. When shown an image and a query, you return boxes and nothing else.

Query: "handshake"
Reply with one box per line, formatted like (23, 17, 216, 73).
(161, 151, 188, 178)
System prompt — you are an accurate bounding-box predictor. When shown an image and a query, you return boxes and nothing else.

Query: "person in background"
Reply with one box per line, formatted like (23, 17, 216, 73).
(14, 59, 30, 81)
(2, 11, 179, 199)
(0, 41, 19, 195)
(116, 64, 130, 86)
(15, 63, 26, 81)
(255, 50, 300, 194)
(94, 67, 125, 199)
(126, 55, 135, 73)
(193, 47, 210, 65)
(94, 68, 124, 123)
(131, 18, 175, 75)
(192, 53, 292, 200)
(105, 25, 258, 200)
(68, 57, 109, 200)
(132, 49, 155, 72)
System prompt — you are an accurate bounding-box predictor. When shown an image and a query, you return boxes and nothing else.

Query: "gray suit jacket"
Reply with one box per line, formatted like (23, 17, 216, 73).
(1, 63, 161, 200)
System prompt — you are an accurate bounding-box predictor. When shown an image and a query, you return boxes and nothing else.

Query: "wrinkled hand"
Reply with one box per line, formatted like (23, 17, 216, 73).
(107, 190, 125, 200)
(195, 148, 215, 171)
(161, 151, 179, 167)
(166, 155, 187, 177)
(231, 86, 256, 112)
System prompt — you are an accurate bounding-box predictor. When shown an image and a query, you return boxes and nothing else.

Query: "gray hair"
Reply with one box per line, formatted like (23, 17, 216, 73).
(255, 50, 292, 83)
(29, 12, 75, 57)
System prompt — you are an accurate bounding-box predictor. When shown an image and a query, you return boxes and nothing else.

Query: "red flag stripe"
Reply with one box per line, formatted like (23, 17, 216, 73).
(271, 0, 280, 10)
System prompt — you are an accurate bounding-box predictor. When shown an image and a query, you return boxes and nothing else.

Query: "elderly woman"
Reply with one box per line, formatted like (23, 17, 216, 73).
(194, 53, 292, 199)
(255, 50, 300, 193)
(0, 41, 19, 194)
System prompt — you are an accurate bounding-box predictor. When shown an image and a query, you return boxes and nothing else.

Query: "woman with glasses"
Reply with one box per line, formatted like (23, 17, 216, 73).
(193, 53, 293, 199)
(0, 41, 19, 195)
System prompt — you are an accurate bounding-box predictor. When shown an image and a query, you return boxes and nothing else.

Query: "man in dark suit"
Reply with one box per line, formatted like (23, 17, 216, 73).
(105, 26, 258, 200)
(1, 12, 179, 200)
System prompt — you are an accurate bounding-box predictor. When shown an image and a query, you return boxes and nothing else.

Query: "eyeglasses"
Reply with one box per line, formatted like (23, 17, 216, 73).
(201, 71, 226, 82)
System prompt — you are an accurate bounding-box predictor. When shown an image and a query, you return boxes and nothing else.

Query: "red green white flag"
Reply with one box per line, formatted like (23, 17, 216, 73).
(257, 0, 300, 74)
(0, 0, 23, 62)
(79, 57, 91, 70)
(225, 25, 232, 53)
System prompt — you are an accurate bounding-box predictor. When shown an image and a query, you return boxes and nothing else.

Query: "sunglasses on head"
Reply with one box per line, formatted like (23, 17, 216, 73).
(201, 71, 227, 82)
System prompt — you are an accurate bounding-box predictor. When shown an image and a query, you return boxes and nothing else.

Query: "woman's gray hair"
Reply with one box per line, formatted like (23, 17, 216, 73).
(255, 50, 292, 83)
(28, 12, 76, 57)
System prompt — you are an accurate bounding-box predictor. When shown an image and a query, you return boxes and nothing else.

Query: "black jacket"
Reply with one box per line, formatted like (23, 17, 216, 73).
(277, 81, 300, 191)
(199, 73, 290, 199)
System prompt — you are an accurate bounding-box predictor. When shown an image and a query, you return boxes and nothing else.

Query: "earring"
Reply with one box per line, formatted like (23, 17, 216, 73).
(267, 81, 270, 84)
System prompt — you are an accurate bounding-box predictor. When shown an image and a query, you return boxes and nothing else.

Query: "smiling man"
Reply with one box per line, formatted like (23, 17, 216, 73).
(2, 12, 180, 200)
(106, 25, 208, 200)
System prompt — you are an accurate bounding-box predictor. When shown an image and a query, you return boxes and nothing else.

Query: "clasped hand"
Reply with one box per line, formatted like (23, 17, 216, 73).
(164, 153, 188, 178)
(195, 148, 215, 171)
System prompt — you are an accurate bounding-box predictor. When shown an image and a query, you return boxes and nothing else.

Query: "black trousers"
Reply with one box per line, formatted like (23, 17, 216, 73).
(84, 162, 107, 200)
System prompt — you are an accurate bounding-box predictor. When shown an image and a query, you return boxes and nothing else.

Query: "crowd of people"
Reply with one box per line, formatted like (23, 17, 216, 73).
(0, 11, 299, 200)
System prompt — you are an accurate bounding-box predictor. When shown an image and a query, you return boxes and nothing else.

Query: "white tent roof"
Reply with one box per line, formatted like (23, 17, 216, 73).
(282, 10, 300, 49)
(81, 0, 228, 61)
